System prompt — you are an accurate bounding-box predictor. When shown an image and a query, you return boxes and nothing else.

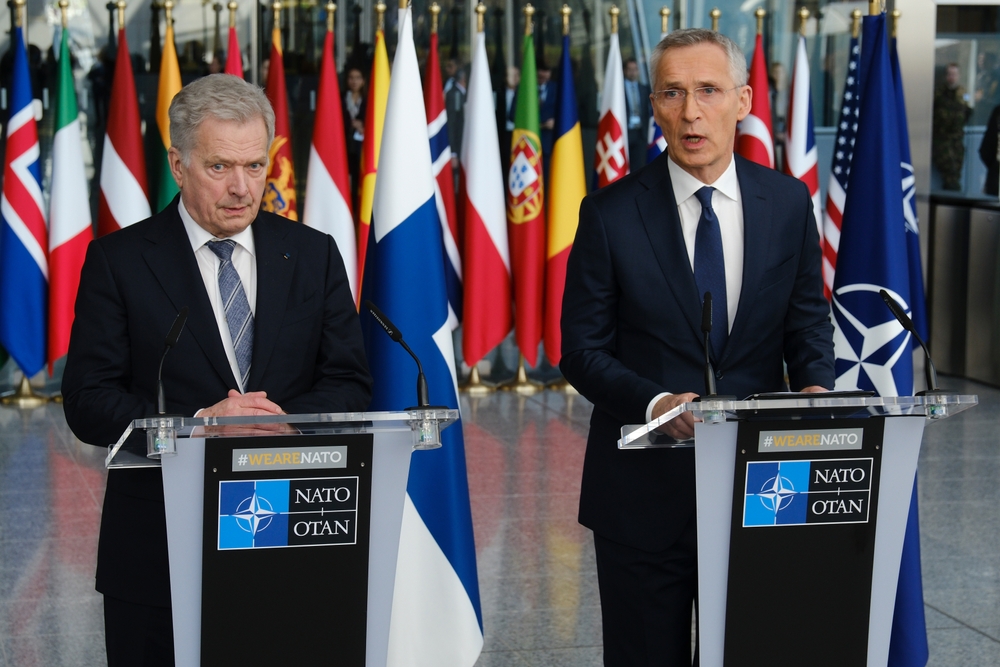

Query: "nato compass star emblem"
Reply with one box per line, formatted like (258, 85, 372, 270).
(831, 284, 912, 396)
(757, 473, 798, 517)
(233, 492, 277, 536)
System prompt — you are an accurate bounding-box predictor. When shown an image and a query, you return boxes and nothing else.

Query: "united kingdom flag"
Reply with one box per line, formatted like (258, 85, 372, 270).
(0, 25, 48, 378)
(823, 37, 861, 300)
(785, 34, 822, 243)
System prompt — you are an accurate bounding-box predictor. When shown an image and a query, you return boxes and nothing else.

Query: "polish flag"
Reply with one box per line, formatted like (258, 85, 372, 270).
(594, 31, 628, 188)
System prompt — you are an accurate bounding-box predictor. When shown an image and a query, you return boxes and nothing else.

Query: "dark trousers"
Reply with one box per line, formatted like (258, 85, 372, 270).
(593, 517, 698, 667)
(104, 595, 175, 667)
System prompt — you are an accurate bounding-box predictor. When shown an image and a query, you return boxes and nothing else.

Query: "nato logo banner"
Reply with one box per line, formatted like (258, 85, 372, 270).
(218, 477, 359, 550)
(743, 459, 872, 527)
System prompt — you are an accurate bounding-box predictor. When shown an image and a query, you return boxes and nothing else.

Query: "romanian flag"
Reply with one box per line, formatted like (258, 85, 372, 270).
(507, 32, 545, 367)
(263, 23, 297, 219)
(356, 28, 390, 302)
(544, 29, 585, 366)
(154, 16, 181, 212)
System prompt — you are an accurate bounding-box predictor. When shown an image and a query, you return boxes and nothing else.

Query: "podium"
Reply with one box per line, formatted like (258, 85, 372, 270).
(619, 394, 978, 667)
(107, 408, 458, 667)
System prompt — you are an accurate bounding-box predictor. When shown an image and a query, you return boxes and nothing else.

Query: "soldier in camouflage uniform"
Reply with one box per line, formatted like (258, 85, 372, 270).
(933, 63, 972, 191)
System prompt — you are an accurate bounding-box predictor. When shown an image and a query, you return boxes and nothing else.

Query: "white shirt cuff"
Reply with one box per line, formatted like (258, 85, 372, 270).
(646, 392, 673, 423)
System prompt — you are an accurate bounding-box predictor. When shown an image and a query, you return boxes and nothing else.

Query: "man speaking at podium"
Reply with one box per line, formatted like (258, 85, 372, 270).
(62, 75, 371, 666)
(560, 30, 834, 667)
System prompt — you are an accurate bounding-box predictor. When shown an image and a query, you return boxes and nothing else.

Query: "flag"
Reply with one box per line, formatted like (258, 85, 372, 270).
(594, 30, 628, 187)
(224, 19, 244, 77)
(822, 35, 861, 299)
(736, 33, 775, 168)
(303, 23, 356, 299)
(263, 25, 297, 220)
(424, 28, 462, 322)
(361, 9, 483, 664)
(154, 18, 181, 212)
(544, 30, 586, 366)
(784, 34, 822, 239)
(646, 118, 666, 163)
(48, 25, 93, 375)
(98, 23, 150, 237)
(507, 32, 546, 367)
(891, 35, 929, 345)
(357, 28, 390, 303)
(0, 26, 47, 378)
(461, 25, 511, 367)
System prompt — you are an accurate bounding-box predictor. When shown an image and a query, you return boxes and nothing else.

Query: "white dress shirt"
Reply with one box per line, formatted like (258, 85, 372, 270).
(178, 199, 257, 393)
(645, 155, 745, 422)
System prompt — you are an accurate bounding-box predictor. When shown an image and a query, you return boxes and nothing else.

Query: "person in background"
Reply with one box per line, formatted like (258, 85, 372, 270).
(537, 60, 557, 163)
(343, 64, 366, 215)
(445, 63, 467, 170)
(623, 57, 651, 170)
(933, 63, 972, 191)
(978, 102, 1000, 197)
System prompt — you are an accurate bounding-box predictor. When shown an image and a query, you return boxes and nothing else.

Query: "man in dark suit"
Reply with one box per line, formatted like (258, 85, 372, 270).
(62, 74, 372, 667)
(560, 29, 834, 667)
(623, 57, 651, 170)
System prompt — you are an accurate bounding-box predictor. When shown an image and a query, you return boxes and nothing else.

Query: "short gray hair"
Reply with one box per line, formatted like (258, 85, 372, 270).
(169, 74, 275, 162)
(649, 28, 748, 91)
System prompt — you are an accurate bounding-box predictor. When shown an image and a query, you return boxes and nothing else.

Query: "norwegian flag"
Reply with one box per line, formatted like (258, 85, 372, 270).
(424, 30, 462, 321)
(0, 26, 47, 377)
(594, 31, 628, 188)
(823, 37, 861, 300)
(736, 33, 775, 168)
(784, 35, 822, 240)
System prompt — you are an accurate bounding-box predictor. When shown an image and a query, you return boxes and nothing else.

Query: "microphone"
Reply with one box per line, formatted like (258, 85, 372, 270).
(365, 300, 431, 408)
(157, 307, 189, 415)
(701, 292, 717, 396)
(878, 289, 941, 394)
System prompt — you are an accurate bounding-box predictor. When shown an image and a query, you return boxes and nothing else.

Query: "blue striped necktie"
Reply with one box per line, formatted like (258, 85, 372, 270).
(693, 186, 728, 361)
(207, 240, 254, 388)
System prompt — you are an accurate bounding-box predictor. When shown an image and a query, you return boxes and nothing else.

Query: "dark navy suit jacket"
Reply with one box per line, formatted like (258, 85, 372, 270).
(62, 199, 372, 606)
(560, 153, 834, 552)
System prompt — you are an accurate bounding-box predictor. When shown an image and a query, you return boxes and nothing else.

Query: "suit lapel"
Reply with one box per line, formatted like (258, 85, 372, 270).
(726, 157, 772, 362)
(247, 215, 294, 390)
(636, 156, 704, 342)
(141, 203, 239, 389)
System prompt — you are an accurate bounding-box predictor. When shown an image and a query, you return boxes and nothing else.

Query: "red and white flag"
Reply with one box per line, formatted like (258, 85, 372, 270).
(594, 31, 628, 188)
(97, 25, 150, 236)
(303, 24, 356, 298)
(736, 33, 774, 168)
(784, 35, 822, 238)
(461, 28, 511, 366)
(224, 17, 243, 77)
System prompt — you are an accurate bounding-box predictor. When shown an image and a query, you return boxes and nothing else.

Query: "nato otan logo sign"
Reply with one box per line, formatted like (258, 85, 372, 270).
(743, 459, 872, 527)
(218, 478, 359, 550)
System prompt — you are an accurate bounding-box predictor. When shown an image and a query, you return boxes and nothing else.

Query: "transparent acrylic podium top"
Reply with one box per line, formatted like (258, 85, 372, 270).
(620, 394, 979, 449)
(107, 408, 459, 468)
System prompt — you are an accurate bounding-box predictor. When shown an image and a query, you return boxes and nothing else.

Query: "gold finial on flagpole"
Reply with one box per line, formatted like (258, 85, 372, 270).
(524, 3, 535, 36)
(475, 3, 486, 33)
(561, 4, 571, 36)
(660, 6, 670, 35)
(326, 2, 335, 32)
(13, 0, 25, 28)
(375, 1, 386, 32)
(430, 3, 440, 33)
(609, 5, 619, 35)
(398, 0, 406, 11)
(869, 0, 880, 17)
(272, 1, 282, 29)
(851, 9, 861, 39)
(891, 9, 901, 38)
(117, 0, 127, 30)
(58, 0, 69, 29)
(164, 0, 174, 26)
(228, 1, 238, 28)
(755, 8, 765, 36)
(797, 7, 809, 36)
(710, 8, 721, 32)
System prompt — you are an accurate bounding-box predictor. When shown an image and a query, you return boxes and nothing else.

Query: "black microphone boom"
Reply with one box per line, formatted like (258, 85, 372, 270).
(701, 292, 717, 396)
(365, 300, 431, 408)
(157, 307, 189, 415)
(878, 289, 939, 393)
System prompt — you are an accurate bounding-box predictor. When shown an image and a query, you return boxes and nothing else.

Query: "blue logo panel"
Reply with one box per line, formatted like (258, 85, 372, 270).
(743, 461, 810, 527)
(743, 459, 872, 528)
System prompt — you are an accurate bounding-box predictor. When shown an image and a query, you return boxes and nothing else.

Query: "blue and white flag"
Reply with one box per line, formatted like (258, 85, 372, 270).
(0, 26, 48, 378)
(646, 117, 665, 163)
(890, 34, 929, 346)
(362, 8, 483, 666)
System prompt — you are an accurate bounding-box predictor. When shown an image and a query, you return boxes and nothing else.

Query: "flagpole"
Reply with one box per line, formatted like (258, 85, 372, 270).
(853, 9, 861, 39)
(1, 0, 50, 409)
(660, 6, 670, 36)
(755, 7, 764, 35)
(710, 7, 720, 32)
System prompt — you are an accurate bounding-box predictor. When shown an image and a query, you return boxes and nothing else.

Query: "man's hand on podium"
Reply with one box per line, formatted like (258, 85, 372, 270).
(199, 389, 286, 418)
(800, 386, 830, 393)
(651, 392, 699, 441)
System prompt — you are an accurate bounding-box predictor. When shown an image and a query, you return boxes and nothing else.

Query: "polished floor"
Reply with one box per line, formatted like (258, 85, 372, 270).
(0, 376, 996, 666)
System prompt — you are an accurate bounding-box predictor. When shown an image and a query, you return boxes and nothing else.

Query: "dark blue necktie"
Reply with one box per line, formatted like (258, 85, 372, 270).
(693, 186, 728, 361)
(207, 240, 254, 388)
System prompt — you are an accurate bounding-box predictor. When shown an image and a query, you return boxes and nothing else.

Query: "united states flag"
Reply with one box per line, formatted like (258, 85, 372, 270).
(823, 38, 861, 300)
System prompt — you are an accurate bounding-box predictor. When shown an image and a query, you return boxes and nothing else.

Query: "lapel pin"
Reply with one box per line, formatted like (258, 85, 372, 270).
(283, 252, 291, 260)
